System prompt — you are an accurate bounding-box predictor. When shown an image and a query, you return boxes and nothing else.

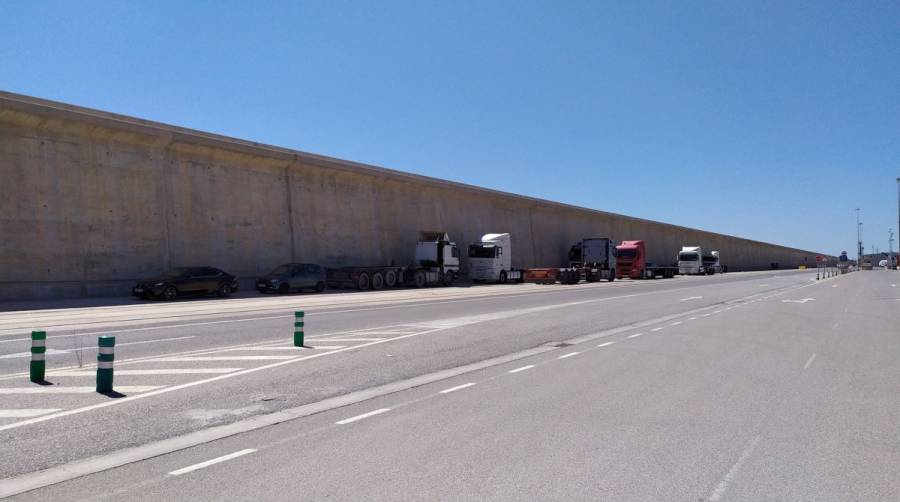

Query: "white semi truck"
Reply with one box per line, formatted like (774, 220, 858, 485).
(678, 246, 721, 275)
(468, 233, 524, 283)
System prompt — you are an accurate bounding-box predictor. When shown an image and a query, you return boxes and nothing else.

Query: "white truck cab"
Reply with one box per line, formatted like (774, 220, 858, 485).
(678, 246, 703, 275)
(468, 233, 523, 283)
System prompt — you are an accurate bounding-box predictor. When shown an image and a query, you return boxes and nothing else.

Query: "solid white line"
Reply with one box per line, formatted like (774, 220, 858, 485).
(557, 351, 580, 359)
(803, 353, 817, 370)
(150, 356, 297, 362)
(508, 365, 535, 373)
(0, 409, 62, 418)
(707, 435, 762, 501)
(627, 333, 643, 339)
(0, 336, 196, 359)
(596, 342, 615, 347)
(651, 327, 663, 332)
(51, 368, 242, 376)
(335, 408, 391, 425)
(233, 345, 345, 351)
(0, 386, 162, 394)
(168, 449, 256, 476)
(310, 338, 385, 342)
(439, 382, 476, 394)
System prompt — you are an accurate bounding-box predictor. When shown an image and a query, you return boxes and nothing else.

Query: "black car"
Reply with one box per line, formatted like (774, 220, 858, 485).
(256, 263, 326, 294)
(133, 267, 239, 300)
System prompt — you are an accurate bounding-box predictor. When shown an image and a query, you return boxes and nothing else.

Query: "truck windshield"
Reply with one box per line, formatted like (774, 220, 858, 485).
(702, 256, 717, 265)
(469, 245, 496, 258)
(679, 253, 699, 262)
(617, 249, 637, 259)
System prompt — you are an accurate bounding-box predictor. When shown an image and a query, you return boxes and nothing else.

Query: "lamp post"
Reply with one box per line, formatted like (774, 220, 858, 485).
(856, 207, 861, 265)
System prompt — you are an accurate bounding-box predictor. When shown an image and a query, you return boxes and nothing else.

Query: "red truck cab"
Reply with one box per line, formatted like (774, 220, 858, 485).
(615, 240, 645, 279)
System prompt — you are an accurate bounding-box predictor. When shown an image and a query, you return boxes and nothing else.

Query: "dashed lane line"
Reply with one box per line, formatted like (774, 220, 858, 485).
(439, 383, 476, 394)
(557, 352, 580, 359)
(627, 333, 643, 339)
(651, 327, 664, 332)
(803, 353, 817, 370)
(335, 408, 391, 425)
(597, 342, 615, 347)
(168, 449, 256, 477)
(508, 365, 535, 374)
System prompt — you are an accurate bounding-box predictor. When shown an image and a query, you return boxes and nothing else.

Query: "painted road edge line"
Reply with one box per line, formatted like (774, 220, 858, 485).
(168, 449, 257, 476)
(335, 408, 391, 425)
(439, 382, 476, 394)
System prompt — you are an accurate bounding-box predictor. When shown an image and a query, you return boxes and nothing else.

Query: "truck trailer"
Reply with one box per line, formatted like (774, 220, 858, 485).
(468, 233, 524, 283)
(525, 237, 617, 284)
(326, 232, 461, 290)
(615, 240, 678, 279)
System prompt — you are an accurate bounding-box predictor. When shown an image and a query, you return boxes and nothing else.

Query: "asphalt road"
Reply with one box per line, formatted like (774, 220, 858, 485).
(1, 269, 897, 500)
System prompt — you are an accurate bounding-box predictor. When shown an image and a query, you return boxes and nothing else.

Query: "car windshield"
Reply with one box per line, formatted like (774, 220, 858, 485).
(269, 264, 292, 275)
(162, 267, 192, 277)
(469, 245, 496, 258)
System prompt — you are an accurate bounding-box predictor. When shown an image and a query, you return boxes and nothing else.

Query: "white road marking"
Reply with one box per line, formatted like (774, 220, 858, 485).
(335, 408, 391, 425)
(781, 298, 815, 304)
(679, 296, 703, 302)
(688, 317, 697, 321)
(168, 449, 256, 476)
(714, 310, 722, 313)
(597, 342, 615, 347)
(831, 285, 838, 288)
(232, 346, 345, 351)
(508, 365, 535, 373)
(439, 382, 476, 394)
(50, 368, 242, 376)
(149, 356, 297, 362)
(0, 336, 195, 358)
(803, 353, 817, 369)
(558, 352, 580, 359)
(0, 409, 62, 418)
(0, 386, 162, 394)
(310, 338, 385, 342)
(707, 434, 762, 501)
(651, 327, 663, 332)
(671, 321, 682, 326)
(701, 313, 711, 317)
(627, 333, 643, 339)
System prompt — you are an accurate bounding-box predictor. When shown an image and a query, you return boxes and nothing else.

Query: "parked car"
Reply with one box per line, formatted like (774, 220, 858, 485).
(133, 267, 238, 300)
(256, 263, 326, 294)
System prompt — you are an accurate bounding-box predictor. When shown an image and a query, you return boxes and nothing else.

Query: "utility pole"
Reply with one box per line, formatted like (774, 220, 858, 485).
(856, 207, 861, 264)
(896, 177, 899, 269)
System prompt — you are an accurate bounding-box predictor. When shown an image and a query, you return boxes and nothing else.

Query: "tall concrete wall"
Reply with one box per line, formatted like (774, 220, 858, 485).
(0, 91, 831, 300)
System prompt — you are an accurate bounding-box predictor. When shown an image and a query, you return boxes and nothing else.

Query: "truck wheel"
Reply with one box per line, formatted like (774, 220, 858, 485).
(499, 270, 508, 284)
(608, 269, 615, 282)
(443, 271, 456, 286)
(414, 270, 426, 288)
(385, 270, 397, 288)
(357, 273, 370, 291)
(371, 272, 385, 290)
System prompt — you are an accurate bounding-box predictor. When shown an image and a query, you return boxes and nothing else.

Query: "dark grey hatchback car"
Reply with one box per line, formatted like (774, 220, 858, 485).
(256, 263, 326, 294)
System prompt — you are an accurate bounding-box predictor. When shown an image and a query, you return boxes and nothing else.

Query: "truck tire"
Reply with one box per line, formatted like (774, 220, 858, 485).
(371, 272, 385, 290)
(357, 272, 370, 291)
(384, 269, 398, 288)
(608, 269, 615, 282)
(499, 270, 508, 284)
(414, 270, 427, 288)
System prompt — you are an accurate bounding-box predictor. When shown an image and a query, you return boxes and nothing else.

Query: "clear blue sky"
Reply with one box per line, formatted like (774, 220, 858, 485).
(2, 1, 898, 255)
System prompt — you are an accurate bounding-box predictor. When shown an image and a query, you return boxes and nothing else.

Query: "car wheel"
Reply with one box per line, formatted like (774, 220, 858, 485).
(218, 284, 232, 298)
(162, 286, 178, 301)
(315, 281, 326, 293)
(278, 283, 289, 294)
(357, 273, 370, 291)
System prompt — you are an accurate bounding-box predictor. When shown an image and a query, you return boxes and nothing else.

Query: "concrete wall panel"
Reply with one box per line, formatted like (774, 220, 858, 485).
(0, 92, 831, 300)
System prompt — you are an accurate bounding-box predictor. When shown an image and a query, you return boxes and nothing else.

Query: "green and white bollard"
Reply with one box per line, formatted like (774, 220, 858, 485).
(30, 330, 46, 383)
(294, 311, 305, 347)
(96, 336, 115, 393)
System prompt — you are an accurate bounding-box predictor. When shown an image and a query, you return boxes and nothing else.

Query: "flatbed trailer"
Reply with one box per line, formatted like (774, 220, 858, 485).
(615, 240, 678, 279)
(524, 237, 617, 285)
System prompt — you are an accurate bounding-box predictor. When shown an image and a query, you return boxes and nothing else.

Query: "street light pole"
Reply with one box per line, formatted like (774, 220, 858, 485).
(856, 207, 861, 264)
(896, 177, 899, 269)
